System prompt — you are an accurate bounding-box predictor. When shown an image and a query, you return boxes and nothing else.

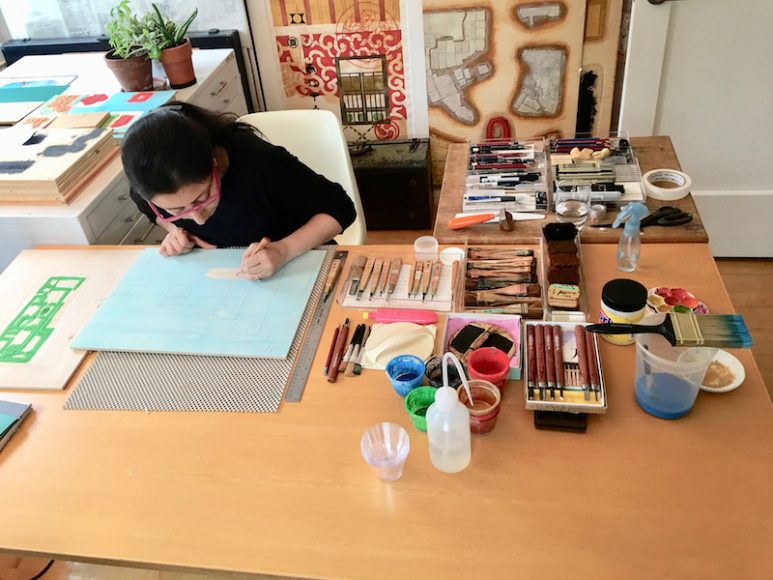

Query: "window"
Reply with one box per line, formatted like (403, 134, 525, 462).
(336, 55, 389, 125)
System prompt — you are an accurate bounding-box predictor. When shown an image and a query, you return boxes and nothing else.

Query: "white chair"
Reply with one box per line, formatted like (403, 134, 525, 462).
(238, 110, 366, 245)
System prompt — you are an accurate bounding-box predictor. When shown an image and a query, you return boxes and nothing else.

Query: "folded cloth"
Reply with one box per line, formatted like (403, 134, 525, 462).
(547, 240, 578, 254)
(549, 253, 580, 267)
(548, 267, 580, 285)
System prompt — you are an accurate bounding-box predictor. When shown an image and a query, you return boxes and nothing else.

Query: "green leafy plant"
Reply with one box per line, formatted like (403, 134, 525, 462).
(104, 0, 149, 59)
(150, 3, 198, 50)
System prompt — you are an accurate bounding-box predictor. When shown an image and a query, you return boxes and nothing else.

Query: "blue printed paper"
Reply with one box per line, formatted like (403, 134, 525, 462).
(71, 248, 325, 359)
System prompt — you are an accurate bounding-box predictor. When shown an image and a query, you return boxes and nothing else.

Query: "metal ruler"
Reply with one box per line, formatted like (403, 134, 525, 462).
(284, 250, 347, 402)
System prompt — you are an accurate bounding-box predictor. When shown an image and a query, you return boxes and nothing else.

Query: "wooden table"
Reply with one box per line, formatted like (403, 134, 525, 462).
(434, 137, 709, 245)
(0, 245, 771, 579)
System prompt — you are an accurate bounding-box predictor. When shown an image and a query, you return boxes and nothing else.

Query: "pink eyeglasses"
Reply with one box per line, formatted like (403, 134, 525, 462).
(147, 162, 221, 224)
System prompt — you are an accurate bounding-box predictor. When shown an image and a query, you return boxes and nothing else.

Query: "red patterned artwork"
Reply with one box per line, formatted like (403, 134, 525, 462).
(275, 32, 406, 121)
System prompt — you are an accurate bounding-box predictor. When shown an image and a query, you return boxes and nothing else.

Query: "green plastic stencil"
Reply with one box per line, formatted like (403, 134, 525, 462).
(0, 276, 85, 363)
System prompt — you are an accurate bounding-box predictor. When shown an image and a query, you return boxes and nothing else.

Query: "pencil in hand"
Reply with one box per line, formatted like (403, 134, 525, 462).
(240, 236, 271, 279)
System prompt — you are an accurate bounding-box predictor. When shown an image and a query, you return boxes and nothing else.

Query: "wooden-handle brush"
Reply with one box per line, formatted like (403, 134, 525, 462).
(585, 312, 752, 348)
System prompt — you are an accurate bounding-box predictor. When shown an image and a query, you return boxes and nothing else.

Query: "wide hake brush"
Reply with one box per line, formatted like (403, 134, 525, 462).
(585, 312, 752, 349)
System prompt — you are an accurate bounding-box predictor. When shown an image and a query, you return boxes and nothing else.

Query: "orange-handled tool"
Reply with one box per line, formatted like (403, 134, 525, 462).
(448, 213, 495, 230)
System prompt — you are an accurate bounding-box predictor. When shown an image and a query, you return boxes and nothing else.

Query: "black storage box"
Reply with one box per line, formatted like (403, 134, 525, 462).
(349, 139, 433, 230)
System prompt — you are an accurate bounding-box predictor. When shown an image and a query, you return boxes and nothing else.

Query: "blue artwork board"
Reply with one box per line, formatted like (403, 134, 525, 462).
(71, 248, 325, 359)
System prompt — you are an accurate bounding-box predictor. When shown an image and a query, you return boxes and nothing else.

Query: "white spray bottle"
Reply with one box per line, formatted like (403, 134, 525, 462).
(612, 202, 649, 272)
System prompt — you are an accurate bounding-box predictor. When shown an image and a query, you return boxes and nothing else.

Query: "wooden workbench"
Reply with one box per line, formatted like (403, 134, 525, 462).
(0, 244, 770, 579)
(434, 136, 709, 245)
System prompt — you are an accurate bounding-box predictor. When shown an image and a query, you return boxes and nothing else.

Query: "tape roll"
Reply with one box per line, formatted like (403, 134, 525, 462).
(642, 169, 692, 201)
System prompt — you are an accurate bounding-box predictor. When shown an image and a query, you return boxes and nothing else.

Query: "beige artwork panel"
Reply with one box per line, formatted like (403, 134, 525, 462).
(581, 0, 623, 135)
(0, 249, 141, 390)
(423, 0, 587, 144)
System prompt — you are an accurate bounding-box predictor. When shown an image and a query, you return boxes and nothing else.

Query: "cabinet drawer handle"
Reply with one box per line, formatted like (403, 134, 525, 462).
(118, 194, 129, 201)
(124, 216, 135, 223)
(210, 80, 228, 97)
(223, 98, 231, 105)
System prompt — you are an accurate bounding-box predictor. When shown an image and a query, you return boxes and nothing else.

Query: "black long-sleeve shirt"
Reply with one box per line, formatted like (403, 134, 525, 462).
(130, 128, 357, 246)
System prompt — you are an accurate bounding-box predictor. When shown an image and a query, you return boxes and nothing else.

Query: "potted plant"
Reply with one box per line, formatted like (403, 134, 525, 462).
(104, 0, 154, 92)
(148, 4, 199, 89)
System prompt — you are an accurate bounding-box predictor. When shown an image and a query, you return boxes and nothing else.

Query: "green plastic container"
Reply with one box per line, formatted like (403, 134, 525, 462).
(404, 387, 437, 432)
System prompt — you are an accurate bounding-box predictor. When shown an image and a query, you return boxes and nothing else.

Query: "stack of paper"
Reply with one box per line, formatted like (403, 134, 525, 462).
(26, 90, 176, 138)
(0, 126, 117, 203)
(0, 400, 32, 454)
(0, 76, 76, 125)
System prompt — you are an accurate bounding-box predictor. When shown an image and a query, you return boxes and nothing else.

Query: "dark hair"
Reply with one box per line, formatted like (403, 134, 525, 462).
(121, 101, 256, 200)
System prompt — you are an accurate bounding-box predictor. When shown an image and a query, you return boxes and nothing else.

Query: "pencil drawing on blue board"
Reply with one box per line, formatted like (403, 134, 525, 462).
(71, 248, 325, 358)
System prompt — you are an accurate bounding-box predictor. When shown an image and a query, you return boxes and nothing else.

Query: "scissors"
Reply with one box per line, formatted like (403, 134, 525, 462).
(593, 205, 692, 228)
(640, 206, 693, 227)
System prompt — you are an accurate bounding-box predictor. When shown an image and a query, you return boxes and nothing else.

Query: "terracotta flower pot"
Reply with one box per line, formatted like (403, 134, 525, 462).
(104, 51, 153, 92)
(159, 38, 197, 89)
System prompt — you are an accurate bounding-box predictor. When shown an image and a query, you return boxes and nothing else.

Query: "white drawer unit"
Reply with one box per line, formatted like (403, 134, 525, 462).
(190, 51, 249, 117)
(0, 49, 251, 271)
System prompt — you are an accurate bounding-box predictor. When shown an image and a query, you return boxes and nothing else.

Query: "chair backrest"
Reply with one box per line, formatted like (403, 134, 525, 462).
(238, 110, 366, 245)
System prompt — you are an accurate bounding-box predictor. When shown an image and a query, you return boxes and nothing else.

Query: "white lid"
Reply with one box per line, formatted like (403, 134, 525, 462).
(434, 386, 459, 411)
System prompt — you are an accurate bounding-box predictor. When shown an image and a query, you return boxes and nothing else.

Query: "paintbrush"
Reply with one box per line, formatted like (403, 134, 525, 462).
(584, 312, 753, 348)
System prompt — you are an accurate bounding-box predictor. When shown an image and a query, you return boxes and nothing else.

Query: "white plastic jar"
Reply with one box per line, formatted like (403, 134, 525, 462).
(599, 278, 648, 345)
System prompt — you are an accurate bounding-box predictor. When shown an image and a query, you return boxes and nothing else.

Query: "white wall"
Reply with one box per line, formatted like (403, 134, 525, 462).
(654, 1, 773, 256)
(655, 2, 773, 192)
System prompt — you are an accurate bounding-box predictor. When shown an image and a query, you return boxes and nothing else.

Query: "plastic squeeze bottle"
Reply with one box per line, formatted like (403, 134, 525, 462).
(612, 202, 649, 272)
(426, 386, 471, 473)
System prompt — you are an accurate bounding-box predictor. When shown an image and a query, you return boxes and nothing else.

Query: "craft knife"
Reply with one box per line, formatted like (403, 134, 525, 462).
(356, 256, 376, 300)
(428, 261, 442, 300)
(347, 255, 367, 296)
(376, 258, 390, 297)
(410, 261, 423, 298)
(385, 258, 402, 300)
(367, 259, 384, 301)
(322, 251, 346, 302)
(419, 260, 433, 301)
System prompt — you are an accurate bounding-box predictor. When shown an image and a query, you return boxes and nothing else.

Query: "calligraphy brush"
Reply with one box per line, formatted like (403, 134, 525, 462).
(585, 312, 752, 348)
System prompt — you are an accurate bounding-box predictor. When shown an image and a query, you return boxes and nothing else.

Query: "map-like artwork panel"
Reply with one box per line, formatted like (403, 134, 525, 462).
(424, 9, 492, 124)
(512, 46, 567, 117)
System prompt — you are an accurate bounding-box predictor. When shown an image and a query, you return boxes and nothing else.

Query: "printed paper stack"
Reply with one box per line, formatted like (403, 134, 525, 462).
(25, 90, 176, 138)
(0, 76, 76, 125)
(0, 126, 117, 203)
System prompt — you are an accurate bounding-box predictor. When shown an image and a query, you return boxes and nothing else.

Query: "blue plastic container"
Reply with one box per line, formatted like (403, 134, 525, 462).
(385, 355, 426, 397)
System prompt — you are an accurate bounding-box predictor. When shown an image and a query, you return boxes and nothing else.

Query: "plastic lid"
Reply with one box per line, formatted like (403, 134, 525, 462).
(602, 278, 648, 312)
(434, 386, 459, 412)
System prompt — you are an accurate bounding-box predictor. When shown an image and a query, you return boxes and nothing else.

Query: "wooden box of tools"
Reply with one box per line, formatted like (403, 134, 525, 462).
(459, 245, 546, 319)
(523, 321, 607, 414)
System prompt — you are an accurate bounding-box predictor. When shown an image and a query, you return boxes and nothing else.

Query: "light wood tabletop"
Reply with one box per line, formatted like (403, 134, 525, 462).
(0, 244, 770, 579)
(434, 136, 709, 245)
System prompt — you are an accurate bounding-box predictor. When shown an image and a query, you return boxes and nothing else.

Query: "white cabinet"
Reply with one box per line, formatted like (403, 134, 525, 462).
(0, 49, 249, 271)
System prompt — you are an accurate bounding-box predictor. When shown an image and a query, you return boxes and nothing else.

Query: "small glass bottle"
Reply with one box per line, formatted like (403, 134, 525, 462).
(426, 386, 471, 473)
(599, 279, 648, 345)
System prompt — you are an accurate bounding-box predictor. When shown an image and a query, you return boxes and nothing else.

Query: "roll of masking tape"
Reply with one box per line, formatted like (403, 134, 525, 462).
(642, 169, 692, 201)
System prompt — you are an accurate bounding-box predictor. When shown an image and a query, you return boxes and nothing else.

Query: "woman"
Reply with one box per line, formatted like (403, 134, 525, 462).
(121, 102, 357, 279)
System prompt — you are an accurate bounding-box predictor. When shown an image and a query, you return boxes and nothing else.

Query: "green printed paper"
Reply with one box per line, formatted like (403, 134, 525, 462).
(0, 276, 84, 363)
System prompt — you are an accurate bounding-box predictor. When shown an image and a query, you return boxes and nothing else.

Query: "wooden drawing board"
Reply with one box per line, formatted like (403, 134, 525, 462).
(0, 248, 142, 390)
(71, 248, 327, 358)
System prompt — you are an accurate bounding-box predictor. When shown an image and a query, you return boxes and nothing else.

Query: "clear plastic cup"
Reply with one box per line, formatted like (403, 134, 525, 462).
(634, 314, 716, 419)
(360, 422, 410, 482)
(414, 235, 438, 260)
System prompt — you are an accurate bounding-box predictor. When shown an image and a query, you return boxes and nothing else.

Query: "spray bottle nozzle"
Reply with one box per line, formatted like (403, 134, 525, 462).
(613, 202, 649, 236)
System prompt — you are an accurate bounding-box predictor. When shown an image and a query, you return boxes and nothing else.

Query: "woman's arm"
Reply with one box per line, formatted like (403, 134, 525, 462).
(240, 213, 342, 279)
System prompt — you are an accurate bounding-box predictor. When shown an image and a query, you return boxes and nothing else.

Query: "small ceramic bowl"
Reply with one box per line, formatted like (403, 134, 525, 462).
(700, 349, 745, 393)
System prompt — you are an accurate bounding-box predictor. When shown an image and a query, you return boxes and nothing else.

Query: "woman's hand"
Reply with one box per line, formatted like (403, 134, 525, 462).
(240, 238, 288, 280)
(159, 228, 216, 257)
